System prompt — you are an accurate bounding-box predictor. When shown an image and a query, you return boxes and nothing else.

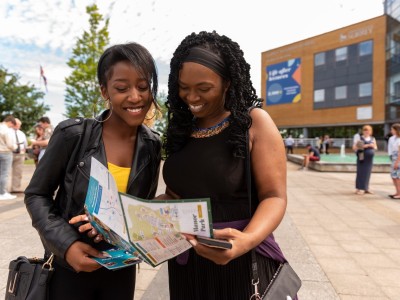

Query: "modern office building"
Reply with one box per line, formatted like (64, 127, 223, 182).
(262, 10, 397, 140)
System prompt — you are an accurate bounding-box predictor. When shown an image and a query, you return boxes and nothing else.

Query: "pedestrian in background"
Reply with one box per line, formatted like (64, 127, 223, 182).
(11, 118, 28, 193)
(322, 134, 331, 154)
(353, 125, 377, 195)
(0, 115, 17, 200)
(285, 134, 294, 154)
(388, 123, 400, 199)
(30, 116, 53, 161)
(30, 124, 44, 166)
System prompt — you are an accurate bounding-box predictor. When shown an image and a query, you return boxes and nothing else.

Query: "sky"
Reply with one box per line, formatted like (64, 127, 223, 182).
(0, 0, 384, 126)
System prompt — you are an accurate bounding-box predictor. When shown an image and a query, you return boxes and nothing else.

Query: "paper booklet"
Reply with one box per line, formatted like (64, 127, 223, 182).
(84, 157, 213, 269)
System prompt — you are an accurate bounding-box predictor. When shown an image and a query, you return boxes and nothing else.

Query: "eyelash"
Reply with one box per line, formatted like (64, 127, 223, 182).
(179, 87, 211, 92)
(115, 86, 149, 92)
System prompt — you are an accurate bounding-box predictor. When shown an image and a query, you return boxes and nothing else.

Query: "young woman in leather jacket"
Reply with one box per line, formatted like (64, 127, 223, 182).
(24, 42, 161, 300)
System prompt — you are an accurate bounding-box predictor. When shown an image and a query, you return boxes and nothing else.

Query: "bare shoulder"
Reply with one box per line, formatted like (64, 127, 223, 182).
(248, 107, 281, 147)
(249, 107, 277, 134)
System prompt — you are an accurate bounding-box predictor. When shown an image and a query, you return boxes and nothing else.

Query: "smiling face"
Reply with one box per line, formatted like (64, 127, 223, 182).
(101, 60, 153, 128)
(178, 62, 229, 127)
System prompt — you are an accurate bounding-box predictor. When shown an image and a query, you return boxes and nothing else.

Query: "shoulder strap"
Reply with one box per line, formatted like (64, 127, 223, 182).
(246, 129, 261, 298)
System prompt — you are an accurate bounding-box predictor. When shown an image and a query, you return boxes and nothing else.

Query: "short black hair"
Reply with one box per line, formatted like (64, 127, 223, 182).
(38, 116, 51, 124)
(306, 143, 312, 147)
(164, 31, 261, 158)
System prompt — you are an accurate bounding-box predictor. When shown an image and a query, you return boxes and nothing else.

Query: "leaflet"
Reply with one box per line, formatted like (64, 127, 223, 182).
(84, 157, 213, 268)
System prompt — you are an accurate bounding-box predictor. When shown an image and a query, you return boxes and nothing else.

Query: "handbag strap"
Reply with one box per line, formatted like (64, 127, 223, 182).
(246, 128, 261, 300)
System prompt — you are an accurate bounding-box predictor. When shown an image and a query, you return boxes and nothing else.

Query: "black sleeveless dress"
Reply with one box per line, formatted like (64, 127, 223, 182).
(163, 127, 279, 300)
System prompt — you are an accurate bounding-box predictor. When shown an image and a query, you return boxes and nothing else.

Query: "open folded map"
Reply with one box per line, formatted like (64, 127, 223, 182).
(84, 157, 213, 269)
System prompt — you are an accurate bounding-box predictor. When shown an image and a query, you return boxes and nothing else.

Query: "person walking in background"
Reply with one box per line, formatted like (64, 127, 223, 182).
(315, 136, 322, 152)
(322, 134, 331, 154)
(160, 31, 290, 299)
(0, 115, 17, 200)
(353, 125, 377, 195)
(30, 116, 53, 161)
(285, 134, 295, 154)
(24, 42, 161, 300)
(29, 123, 44, 166)
(388, 123, 400, 199)
(11, 118, 28, 193)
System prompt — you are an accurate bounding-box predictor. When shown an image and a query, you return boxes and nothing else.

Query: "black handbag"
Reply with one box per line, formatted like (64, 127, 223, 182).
(261, 262, 302, 299)
(5, 253, 54, 300)
(245, 128, 301, 300)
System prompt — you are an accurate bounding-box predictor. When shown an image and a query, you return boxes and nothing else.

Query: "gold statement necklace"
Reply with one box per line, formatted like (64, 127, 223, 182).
(191, 117, 230, 138)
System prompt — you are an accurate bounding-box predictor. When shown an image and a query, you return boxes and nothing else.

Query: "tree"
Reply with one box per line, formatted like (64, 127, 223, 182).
(0, 66, 48, 133)
(64, 4, 110, 118)
(153, 91, 168, 136)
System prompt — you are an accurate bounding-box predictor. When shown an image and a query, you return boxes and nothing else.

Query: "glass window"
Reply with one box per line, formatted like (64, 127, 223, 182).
(393, 81, 400, 100)
(359, 40, 373, 56)
(314, 52, 325, 66)
(335, 47, 347, 61)
(314, 89, 325, 102)
(359, 82, 372, 97)
(335, 86, 347, 100)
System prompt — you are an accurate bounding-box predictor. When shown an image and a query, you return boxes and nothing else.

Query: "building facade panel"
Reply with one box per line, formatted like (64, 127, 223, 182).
(261, 16, 387, 131)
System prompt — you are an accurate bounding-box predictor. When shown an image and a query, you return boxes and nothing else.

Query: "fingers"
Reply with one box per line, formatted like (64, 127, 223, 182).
(212, 228, 236, 240)
(94, 234, 104, 243)
(78, 223, 94, 234)
(69, 214, 89, 225)
(181, 233, 195, 240)
(65, 241, 107, 272)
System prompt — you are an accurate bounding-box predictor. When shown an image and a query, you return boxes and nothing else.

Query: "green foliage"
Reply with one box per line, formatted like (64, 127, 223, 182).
(64, 4, 110, 118)
(0, 66, 48, 133)
(153, 91, 168, 136)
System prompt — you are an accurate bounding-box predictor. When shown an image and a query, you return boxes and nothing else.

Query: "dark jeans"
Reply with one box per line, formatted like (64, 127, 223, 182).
(286, 146, 293, 154)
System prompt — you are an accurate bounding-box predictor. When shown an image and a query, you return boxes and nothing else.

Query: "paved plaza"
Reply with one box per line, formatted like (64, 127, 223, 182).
(0, 160, 399, 299)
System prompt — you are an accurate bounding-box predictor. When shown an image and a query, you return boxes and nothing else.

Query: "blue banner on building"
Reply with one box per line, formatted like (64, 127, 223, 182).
(266, 58, 301, 105)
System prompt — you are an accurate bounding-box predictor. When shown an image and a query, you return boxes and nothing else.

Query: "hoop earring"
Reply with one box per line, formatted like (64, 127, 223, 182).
(145, 108, 156, 120)
(94, 99, 113, 123)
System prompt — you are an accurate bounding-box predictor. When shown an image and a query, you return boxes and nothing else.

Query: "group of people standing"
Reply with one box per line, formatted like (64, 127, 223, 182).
(23, 31, 293, 300)
(0, 115, 53, 201)
(0, 115, 27, 200)
(352, 123, 400, 199)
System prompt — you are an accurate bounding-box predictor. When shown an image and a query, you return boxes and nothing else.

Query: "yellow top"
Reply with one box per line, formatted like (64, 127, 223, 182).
(108, 162, 131, 193)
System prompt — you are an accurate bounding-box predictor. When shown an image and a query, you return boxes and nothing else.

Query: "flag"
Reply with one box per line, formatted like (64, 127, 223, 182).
(40, 65, 48, 92)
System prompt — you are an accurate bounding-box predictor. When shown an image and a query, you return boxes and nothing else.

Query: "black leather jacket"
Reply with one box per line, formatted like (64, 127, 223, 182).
(24, 115, 161, 265)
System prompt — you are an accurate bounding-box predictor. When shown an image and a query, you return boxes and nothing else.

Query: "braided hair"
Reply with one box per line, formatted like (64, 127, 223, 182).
(164, 31, 261, 158)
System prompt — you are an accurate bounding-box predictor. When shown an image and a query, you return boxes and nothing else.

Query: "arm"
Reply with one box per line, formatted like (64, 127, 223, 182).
(352, 134, 362, 152)
(25, 124, 104, 272)
(31, 138, 49, 147)
(25, 126, 80, 258)
(5, 129, 17, 151)
(396, 143, 400, 169)
(237, 108, 287, 249)
(372, 138, 378, 150)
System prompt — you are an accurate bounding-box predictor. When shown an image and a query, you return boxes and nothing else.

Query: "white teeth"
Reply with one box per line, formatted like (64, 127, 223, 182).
(189, 104, 204, 112)
(126, 107, 143, 113)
